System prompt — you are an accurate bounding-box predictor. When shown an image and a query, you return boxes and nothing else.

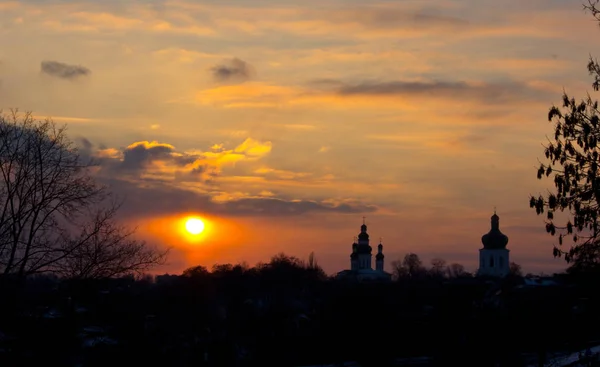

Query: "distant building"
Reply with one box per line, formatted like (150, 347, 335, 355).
(477, 211, 510, 277)
(336, 219, 392, 282)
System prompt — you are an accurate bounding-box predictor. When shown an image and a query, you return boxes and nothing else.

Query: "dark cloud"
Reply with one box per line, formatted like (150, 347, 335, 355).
(121, 142, 174, 170)
(103, 177, 377, 219)
(327, 8, 468, 29)
(314, 79, 553, 104)
(74, 138, 374, 218)
(210, 58, 255, 83)
(41, 60, 91, 79)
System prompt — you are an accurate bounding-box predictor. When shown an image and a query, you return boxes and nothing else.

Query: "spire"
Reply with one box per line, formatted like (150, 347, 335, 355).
(375, 238, 384, 270)
(491, 210, 499, 230)
(360, 217, 367, 234)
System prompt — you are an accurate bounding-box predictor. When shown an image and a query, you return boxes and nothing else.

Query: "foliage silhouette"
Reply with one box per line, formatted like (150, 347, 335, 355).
(530, 1, 600, 273)
(0, 110, 166, 282)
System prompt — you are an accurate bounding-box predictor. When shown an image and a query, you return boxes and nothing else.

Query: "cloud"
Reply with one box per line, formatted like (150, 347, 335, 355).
(195, 78, 554, 110)
(254, 167, 313, 180)
(40, 60, 91, 79)
(331, 79, 549, 104)
(93, 137, 273, 184)
(75, 135, 377, 218)
(210, 58, 255, 83)
(121, 141, 178, 171)
(98, 169, 376, 219)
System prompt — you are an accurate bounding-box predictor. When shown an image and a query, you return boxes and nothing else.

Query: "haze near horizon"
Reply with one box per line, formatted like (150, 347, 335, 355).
(1, 0, 597, 275)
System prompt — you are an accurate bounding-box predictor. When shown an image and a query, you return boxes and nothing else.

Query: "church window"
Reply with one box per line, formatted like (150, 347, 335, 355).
(499, 257, 503, 267)
(489, 257, 494, 267)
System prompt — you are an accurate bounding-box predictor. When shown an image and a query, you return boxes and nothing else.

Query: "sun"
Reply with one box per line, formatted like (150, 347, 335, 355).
(185, 218, 205, 235)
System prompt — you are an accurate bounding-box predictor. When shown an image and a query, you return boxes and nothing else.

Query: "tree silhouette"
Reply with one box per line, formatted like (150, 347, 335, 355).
(392, 253, 426, 279)
(529, 2, 600, 270)
(182, 265, 210, 278)
(509, 262, 523, 277)
(447, 263, 466, 278)
(0, 111, 165, 280)
(429, 258, 447, 278)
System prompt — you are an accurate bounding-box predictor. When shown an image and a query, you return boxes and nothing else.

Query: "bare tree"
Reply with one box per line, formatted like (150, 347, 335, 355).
(391, 259, 408, 280)
(182, 265, 210, 278)
(509, 262, 523, 277)
(307, 251, 318, 269)
(429, 258, 447, 278)
(403, 253, 425, 278)
(0, 111, 166, 279)
(52, 201, 167, 279)
(392, 253, 426, 279)
(447, 263, 466, 278)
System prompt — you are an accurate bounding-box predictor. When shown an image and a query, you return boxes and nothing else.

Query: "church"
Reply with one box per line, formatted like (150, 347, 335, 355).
(336, 219, 393, 282)
(336, 211, 511, 281)
(477, 211, 510, 277)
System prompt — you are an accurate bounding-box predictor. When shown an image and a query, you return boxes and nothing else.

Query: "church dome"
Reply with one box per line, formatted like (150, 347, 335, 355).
(376, 243, 383, 259)
(481, 212, 509, 249)
(356, 243, 372, 254)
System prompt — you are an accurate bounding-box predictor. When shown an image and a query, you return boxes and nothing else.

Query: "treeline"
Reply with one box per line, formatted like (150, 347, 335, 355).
(391, 252, 522, 280)
(1, 252, 596, 367)
(174, 251, 523, 283)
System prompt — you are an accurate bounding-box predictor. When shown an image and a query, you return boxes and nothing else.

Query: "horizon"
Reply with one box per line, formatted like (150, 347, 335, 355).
(2, 0, 599, 276)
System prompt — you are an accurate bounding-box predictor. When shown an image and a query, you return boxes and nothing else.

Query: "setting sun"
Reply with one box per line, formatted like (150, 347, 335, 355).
(185, 218, 205, 235)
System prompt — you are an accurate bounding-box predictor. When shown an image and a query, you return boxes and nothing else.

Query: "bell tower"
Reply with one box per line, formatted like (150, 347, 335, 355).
(478, 210, 510, 277)
(354, 217, 372, 270)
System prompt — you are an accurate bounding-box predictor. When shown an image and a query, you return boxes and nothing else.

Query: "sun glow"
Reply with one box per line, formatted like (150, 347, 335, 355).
(185, 217, 205, 235)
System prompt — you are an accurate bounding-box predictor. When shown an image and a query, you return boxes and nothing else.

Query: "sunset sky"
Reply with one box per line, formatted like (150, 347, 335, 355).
(1, 0, 599, 275)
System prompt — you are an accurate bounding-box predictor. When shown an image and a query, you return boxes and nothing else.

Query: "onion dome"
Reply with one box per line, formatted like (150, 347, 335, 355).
(481, 211, 509, 249)
(356, 243, 372, 254)
(376, 243, 384, 260)
(356, 219, 372, 253)
(358, 223, 369, 241)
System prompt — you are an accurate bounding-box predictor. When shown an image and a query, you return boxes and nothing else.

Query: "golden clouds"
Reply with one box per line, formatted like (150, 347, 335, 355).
(152, 48, 225, 64)
(97, 137, 273, 184)
(198, 138, 272, 169)
(3, 0, 589, 45)
(38, 8, 215, 36)
(196, 83, 297, 108)
(233, 138, 273, 157)
(194, 79, 552, 112)
(253, 167, 312, 180)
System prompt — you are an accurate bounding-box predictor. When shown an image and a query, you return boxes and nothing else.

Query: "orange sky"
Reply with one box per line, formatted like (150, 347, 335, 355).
(1, 0, 599, 275)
